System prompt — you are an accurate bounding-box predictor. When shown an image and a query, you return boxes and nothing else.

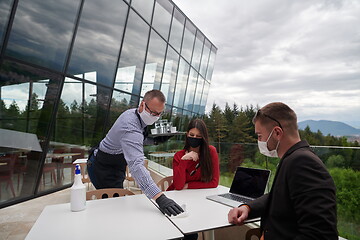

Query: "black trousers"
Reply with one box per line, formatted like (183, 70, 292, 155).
(88, 149, 127, 189)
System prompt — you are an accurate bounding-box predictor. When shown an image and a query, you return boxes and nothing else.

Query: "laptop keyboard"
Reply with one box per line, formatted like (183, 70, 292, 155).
(219, 193, 251, 203)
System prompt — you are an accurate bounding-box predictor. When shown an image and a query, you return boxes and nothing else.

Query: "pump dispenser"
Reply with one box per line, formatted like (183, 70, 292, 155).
(70, 164, 86, 212)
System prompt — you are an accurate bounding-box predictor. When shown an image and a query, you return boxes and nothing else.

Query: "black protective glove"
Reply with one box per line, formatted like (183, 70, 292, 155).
(155, 194, 184, 216)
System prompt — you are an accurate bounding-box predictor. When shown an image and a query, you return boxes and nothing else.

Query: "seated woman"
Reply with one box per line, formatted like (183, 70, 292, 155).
(167, 118, 219, 191)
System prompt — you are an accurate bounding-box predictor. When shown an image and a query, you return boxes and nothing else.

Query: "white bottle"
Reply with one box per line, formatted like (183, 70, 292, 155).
(70, 164, 86, 212)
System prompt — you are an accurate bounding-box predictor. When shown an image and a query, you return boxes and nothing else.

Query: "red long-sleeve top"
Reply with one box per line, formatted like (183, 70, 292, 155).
(167, 145, 220, 191)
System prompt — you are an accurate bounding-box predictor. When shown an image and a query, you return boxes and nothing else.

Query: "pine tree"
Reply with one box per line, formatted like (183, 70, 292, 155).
(208, 103, 228, 154)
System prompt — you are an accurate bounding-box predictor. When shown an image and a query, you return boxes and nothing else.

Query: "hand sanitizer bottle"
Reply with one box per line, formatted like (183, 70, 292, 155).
(70, 164, 86, 212)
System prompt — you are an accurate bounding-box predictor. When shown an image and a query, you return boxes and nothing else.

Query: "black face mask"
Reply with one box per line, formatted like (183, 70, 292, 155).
(187, 136, 203, 148)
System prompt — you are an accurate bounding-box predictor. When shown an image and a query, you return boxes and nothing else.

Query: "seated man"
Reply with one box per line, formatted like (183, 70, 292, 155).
(228, 102, 338, 240)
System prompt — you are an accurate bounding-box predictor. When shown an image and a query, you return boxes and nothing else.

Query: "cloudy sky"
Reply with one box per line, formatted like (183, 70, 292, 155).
(173, 0, 360, 127)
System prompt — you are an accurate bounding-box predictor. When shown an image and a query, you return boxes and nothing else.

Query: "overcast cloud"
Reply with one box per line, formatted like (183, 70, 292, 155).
(173, 0, 360, 126)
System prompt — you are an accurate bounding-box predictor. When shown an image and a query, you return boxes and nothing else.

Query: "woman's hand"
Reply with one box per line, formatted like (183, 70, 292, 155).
(181, 151, 199, 161)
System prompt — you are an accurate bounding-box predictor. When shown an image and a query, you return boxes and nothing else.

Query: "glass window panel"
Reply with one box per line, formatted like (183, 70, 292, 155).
(181, 20, 196, 63)
(158, 104, 172, 122)
(183, 68, 198, 111)
(107, 91, 138, 132)
(0, 60, 62, 199)
(5, 0, 80, 71)
(115, 10, 150, 96)
(173, 58, 189, 108)
(0, 0, 13, 49)
(193, 76, 205, 113)
(191, 31, 204, 71)
(206, 46, 217, 81)
(161, 47, 179, 106)
(199, 40, 211, 77)
(141, 30, 167, 97)
(50, 79, 111, 188)
(131, 0, 154, 24)
(67, 0, 128, 86)
(200, 81, 210, 114)
(169, 8, 185, 53)
(152, 0, 173, 40)
(170, 107, 183, 130)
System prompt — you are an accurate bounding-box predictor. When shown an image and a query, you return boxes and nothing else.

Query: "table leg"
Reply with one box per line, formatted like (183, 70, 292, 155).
(203, 230, 215, 240)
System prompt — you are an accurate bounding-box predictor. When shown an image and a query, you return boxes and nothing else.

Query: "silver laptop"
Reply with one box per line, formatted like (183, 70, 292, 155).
(206, 167, 271, 208)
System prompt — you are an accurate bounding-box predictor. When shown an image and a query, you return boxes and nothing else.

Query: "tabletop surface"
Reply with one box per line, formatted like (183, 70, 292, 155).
(164, 186, 234, 234)
(148, 152, 176, 158)
(25, 194, 183, 240)
(164, 186, 260, 234)
(148, 131, 186, 137)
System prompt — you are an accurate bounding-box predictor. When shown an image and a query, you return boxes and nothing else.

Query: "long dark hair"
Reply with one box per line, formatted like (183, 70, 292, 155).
(184, 119, 212, 182)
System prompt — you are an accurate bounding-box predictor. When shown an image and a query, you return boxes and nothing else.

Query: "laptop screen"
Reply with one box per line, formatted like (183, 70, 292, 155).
(229, 167, 271, 198)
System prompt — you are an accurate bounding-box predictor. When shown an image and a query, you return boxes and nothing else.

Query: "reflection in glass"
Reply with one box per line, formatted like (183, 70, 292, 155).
(206, 47, 217, 81)
(181, 20, 196, 63)
(51, 79, 111, 188)
(191, 31, 204, 71)
(131, 0, 154, 23)
(200, 81, 210, 114)
(115, 10, 150, 96)
(67, 0, 128, 86)
(173, 58, 189, 108)
(169, 8, 185, 53)
(141, 30, 167, 96)
(107, 91, 138, 132)
(5, 0, 80, 71)
(0, 60, 62, 200)
(152, 0, 173, 40)
(199, 40, 211, 78)
(0, 0, 13, 49)
(193, 77, 205, 113)
(161, 47, 179, 107)
(183, 68, 198, 111)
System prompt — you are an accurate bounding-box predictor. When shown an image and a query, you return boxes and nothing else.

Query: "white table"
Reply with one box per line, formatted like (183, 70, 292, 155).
(26, 194, 183, 240)
(164, 186, 260, 239)
(148, 152, 175, 158)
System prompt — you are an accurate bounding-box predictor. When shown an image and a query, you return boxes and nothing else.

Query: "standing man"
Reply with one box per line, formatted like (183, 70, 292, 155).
(88, 90, 183, 216)
(228, 102, 338, 239)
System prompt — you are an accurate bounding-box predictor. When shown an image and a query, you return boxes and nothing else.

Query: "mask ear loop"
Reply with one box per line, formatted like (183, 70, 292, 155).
(140, 101, 146, 113)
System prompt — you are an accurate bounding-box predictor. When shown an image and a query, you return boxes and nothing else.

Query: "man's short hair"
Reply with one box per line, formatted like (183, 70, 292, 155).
(143, 89, 166, 103)
(253, 102, 298, 132)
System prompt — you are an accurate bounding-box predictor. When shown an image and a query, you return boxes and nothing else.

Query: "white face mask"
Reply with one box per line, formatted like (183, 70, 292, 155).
(139, 103, 160, 125)
(258, 128, 280, 158)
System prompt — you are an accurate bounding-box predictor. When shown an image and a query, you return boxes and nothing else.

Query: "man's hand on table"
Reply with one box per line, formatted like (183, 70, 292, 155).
(155, 194, 184, 216)
(228, 205, 250, 226)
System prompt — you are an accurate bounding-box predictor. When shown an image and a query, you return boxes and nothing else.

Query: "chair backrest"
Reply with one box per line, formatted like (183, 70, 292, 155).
(156, 176, 173, 191)
(86, 188, 135, 200)
(0, 154, 16, 175)
(79, 163, 90, 183)
(245, 228, 262, 240)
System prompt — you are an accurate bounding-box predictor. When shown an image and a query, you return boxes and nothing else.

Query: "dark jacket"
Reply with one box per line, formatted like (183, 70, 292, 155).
(248, 140, 338, 240)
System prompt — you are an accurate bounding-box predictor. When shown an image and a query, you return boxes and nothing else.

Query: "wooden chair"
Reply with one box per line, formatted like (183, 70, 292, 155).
(245, 228, 262, 240)
(86, 188, 135, 200)
(79, 162, 91, 190)
(156, 176, 173, 191)
(42, 163, 57, 186)
(13, 154, 28, 190)
(0, 154, 16, 198)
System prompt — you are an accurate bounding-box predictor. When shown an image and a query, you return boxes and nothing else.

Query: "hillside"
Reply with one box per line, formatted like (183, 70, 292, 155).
(298, 120, 360, 136)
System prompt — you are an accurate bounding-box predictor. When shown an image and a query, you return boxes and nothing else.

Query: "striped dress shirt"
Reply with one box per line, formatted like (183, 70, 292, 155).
(99, 108, 161, 199)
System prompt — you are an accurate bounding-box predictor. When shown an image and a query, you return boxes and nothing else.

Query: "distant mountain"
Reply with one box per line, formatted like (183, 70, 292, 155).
(298, 120, 360, 136)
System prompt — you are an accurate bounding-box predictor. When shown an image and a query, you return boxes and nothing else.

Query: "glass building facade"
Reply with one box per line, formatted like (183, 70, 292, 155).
(0, 0, 217, 207)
